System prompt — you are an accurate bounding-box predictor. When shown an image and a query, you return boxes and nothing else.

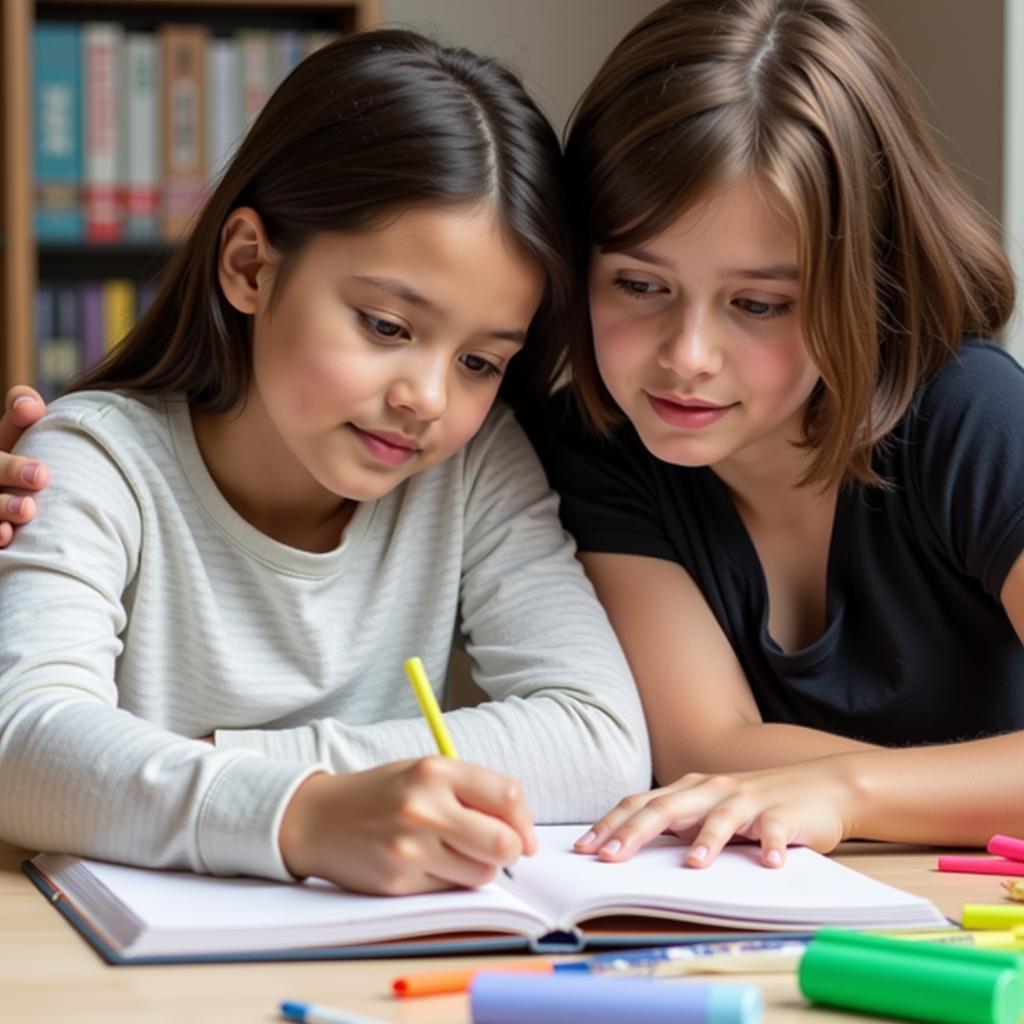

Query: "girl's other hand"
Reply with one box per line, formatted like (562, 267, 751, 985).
(278, 756, 536, 895)
(0, 387, 49, 546)
(573, 759, 858, 870)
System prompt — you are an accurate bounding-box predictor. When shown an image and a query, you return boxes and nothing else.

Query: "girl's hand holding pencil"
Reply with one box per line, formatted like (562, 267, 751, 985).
(278, 758, 534, 896)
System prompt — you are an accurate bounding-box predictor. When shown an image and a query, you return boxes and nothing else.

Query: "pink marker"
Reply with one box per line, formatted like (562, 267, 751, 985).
(988, 835, 1024, 862)
(937, 855, 1024, 876)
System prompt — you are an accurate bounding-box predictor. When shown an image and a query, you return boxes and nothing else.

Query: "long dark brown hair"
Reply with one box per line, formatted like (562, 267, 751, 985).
(74, 30, 572, 410)
(565, 0, 1015, 487)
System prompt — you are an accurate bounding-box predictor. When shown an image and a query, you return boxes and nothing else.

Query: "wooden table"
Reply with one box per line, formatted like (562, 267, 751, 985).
(0, 838, 1008, 1024)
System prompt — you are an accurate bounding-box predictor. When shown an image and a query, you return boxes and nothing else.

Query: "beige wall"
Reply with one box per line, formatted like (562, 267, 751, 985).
(378, 0, 663, 134)
(860, 0, 1004, 220)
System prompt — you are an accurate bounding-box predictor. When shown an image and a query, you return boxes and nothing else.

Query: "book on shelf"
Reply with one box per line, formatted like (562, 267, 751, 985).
(35, 285, 84, 400)
(33, 20, 339, 249)
(83, 22, 124, 242)
(34, 24, 84, 241)
(122, 33, 160, 241)
(25, 825, 948, 965)
(160, 24, 208, 240)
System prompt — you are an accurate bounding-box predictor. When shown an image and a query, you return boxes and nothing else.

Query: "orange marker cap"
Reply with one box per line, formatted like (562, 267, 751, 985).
(392, 960, 554, 997)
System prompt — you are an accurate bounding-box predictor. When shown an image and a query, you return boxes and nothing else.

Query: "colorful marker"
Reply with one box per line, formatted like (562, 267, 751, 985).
(281, 1000, 387, 1024)
(938, 856, 1024, 877)
(963, 905, 1024, 930)
(989, 835, 1024, 861)
(471, 974, 763, 1024)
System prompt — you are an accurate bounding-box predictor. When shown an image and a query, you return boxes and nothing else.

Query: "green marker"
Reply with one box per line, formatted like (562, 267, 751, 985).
(799, 931, 1024, 1024)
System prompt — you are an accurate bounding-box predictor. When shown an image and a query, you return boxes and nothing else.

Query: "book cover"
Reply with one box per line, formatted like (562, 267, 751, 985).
(81, 281, 105, 370)
(122, 33, 160, 241)
(83, 22, 124, 242)
(160, 24, 208, 241)
(24, 825, 948, 965)
(238, 30, 272, 132)
(102, 279, 137, 352)
(34, 23, 83, 241)
(207, 38, 241, 184)
(36, 284, 83, 400)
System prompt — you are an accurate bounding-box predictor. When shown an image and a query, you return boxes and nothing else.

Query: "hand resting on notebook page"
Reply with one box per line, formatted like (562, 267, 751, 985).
(0, 386, 47, 545)
(574, 759, 852, 871)
(279, 756, 537, 895)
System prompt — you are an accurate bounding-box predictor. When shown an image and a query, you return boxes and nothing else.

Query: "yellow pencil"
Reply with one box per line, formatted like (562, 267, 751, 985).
(403, 655, 513, 878)
(404, 656, 459, 757)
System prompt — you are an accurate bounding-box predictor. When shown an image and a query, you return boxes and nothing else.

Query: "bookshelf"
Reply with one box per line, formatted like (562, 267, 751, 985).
(0, 0, 379, 394)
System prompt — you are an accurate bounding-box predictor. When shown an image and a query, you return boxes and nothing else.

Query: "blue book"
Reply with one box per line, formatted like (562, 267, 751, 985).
(34, 24, 84, 241)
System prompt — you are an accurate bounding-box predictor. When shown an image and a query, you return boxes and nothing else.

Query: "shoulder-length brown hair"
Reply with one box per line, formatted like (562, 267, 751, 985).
(564, 0, 1014, 487)
(73, 30, 572, 410)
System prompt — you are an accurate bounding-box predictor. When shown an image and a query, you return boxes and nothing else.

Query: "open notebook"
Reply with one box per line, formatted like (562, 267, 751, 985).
(25, 825, 948, 964)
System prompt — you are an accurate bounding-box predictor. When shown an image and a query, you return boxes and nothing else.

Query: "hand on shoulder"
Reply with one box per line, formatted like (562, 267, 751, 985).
(279, 756, 536, 894)
(574, 759, 859, 870)
(0, 386, 49, 545)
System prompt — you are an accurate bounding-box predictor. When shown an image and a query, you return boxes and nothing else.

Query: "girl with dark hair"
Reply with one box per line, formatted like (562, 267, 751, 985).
(530, 0, 1024, 867)
(0, 31, 649, 894)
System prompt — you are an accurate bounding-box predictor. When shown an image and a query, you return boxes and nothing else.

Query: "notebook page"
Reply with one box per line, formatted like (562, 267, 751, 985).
(36, 854, 553, 957)
(503, 826, 946, 930)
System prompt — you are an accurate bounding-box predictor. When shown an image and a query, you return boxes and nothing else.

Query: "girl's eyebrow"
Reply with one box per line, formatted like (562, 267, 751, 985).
(601, 247, 671, 268)
(723, 264, 799, 281)
(352, 274, 527, 344)
(602, 250, 798, 283)
(353, 275, 439, 313)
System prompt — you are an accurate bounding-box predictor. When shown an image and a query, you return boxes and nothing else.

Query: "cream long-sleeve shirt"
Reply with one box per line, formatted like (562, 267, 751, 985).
(0, 391, 649, 881)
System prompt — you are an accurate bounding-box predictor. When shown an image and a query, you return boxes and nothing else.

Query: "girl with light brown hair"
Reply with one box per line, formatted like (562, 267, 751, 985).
(529, 0, 1024, 867)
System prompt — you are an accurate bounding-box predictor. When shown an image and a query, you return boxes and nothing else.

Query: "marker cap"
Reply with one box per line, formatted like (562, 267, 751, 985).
(707, 984, 763, 1024)
(799, 933, 1024, 1024)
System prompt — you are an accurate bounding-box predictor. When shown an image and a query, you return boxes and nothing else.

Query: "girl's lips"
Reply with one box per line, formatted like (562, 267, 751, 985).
(645, 392, 737, 430)
(350, 425, 420, 466)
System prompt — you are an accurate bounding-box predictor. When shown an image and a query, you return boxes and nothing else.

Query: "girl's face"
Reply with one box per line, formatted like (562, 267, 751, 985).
(588, 177, 820, 479)
(247, 203, 543, 503)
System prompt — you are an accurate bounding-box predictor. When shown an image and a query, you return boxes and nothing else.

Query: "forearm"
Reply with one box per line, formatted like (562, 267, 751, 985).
(835, 730, 1024, 846)
(661, 720, 879, 780)
(217, 690, 651, 822)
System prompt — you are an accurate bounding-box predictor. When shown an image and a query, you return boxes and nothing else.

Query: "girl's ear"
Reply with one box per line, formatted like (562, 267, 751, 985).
(218, 208, 271, 315)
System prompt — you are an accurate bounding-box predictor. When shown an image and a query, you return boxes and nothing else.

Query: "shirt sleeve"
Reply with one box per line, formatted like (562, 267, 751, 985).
(217, 408, 652, 822)
(906, 342, 1024, 598)
(523, 392, 678, 561)
(0, 412, 317, 880)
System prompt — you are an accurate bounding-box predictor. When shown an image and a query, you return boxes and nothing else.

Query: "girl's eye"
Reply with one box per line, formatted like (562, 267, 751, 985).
(734, 298, 793, 320)
(360, 312, 408, 340)
(460, 353, 503, 380)
(612, 277, 666, 299)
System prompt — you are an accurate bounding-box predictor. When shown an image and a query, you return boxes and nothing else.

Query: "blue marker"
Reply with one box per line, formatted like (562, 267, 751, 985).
(559, 936, 816, 976)
(471, 974, 763, 1024)
(280, 1000, 387, 1024)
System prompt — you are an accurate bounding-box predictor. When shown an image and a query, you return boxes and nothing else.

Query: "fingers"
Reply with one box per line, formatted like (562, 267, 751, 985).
(575, 774, 729, 861)
(0, 387, 45, 451)
(0, 492, 37, 529)
(573, 791, 656, 855)
(438, 758, 536, 860)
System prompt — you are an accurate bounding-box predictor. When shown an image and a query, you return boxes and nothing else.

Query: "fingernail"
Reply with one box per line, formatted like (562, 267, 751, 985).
(8, 497, 23, 515)
(12, 395, 34, 410)
(599, 839, 622, 855)
(766, 849, 783, 867)
(575, 830, 597, 847)
(21, 465, 38, 485)
(688, 845, 708, 863)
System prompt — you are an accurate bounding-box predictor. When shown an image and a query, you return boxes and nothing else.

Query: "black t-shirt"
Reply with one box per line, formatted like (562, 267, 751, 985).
(525, 341, 1024, 747)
